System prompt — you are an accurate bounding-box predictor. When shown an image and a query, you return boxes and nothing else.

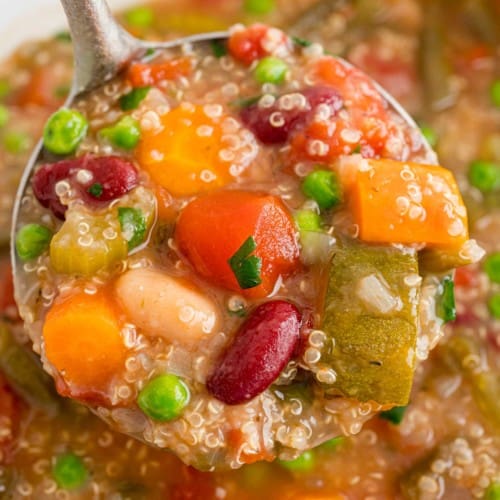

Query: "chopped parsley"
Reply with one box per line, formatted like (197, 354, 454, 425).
(88, 183, 103, 198)
(228, 236, 262, 289)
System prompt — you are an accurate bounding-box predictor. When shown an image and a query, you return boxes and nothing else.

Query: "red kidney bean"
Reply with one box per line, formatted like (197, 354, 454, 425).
(240, 85, 343, 144)
(206, 300, 301, 405)
(32, 155, 138, 219)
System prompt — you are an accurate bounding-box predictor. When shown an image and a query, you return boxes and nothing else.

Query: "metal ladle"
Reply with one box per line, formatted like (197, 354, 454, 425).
(10, 0, 435, 351)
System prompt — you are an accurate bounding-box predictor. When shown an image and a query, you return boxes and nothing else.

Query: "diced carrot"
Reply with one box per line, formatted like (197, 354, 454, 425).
(127, 57, 193, 87)
(155, 185, 178, 222)
(136, 104, 234, 197)
(175, 190, 300, 298)
(342, 158, 469, 247)
(43, 290, 127, 392)
(227, 428, 274, 464)
(228, 24, 290, 65)
(13, 67, 65, 109)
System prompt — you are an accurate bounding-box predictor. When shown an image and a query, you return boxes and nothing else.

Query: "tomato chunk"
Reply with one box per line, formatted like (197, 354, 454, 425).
(175, 190, 300, 297)
(127, 57, 193, 87)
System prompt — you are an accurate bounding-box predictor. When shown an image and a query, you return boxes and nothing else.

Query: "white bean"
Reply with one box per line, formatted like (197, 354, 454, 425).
(115, 268, 220, 344)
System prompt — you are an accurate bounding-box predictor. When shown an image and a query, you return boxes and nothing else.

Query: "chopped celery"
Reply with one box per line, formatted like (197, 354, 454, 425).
(321, 238, 420, 405)
(50, 210, 128, 276)
(0, 324, 59, 414)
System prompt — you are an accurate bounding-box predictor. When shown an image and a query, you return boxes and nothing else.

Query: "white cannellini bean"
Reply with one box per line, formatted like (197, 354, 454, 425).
(115, 268, 220, 344)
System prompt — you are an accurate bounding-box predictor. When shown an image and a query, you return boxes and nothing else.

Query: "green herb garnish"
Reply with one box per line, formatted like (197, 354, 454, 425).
(210, 39, 227, 58)
(380, 405, 408, 425)
(437, 276, 456, 323)
(88, 183, 103, 198)
(228, 236, 262, 289)
(292, 36, 313, 48)
(119, 87, 151, 111)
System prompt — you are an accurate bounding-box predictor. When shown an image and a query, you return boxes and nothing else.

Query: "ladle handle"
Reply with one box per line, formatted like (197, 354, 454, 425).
(59, 0, 142, 93)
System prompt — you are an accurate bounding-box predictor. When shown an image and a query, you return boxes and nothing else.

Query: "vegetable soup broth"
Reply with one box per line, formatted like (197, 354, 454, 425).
(1, 0, 500, 498)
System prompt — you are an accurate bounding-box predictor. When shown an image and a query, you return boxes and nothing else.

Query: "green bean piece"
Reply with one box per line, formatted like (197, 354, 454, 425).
(419, 0, 454, 111)
(445, 335, 500, 428)
(54, 31, 72, 42)
(52, 453, 88, 490)
(484, 252, 500, 283)
(0, 324, 59, 414)
(490, 80, 500, 108)
(119, 87, 151, 111)
(321, 237, 419, 405)
(461, 0, 499, 46)
(301, 170, 342, 210)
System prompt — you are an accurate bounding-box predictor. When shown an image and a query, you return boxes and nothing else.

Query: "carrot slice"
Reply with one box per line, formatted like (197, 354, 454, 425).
(175, 190, 299, 298)
(127, 57, 193, 87)
(43, 290, 127, 391)
(136, 104, 234, 197)
(343, 158, 469, 247)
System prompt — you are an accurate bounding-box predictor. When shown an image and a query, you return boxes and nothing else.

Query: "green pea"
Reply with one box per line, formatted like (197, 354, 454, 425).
(118, 207, 147, 250)
(301, 170, 342, 210)
(119, 87, 151, 111)
(54, 31, 72, 43)
(3, 131, 31, 154)
(294, 210, 322, 232)
(379, 405, 408, 425)
(277, 450, 315, 472)
(319, 436, 345, 451)
(125, 6, 154, 28)
(484, 252, 500, 283)
(100, 116, 141, 150)
(52, 453, 88, 490)
(43, 108, 88, 155)
(0, 105, 9, 127)
(468, 160, 500, 193)
(137, 374, 190, 421)
(488, 293, 500, 319)
(0, 80, 10, 100)
(490, 80, 500, 108)
(244, 0, 275, 15)
(420, 124, 438, 148)
(15, 224, 52, 261)
(254, 57, 288, 85)
(485, 481, 500, 500)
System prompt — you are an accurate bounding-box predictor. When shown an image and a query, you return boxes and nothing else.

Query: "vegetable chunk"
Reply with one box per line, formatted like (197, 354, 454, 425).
(135, 105, 234, 196)
(321, 238, 420, 405)
(345, 158, 468, 247)
(43, 291, 127, 391)
(175, 190, 299, 297)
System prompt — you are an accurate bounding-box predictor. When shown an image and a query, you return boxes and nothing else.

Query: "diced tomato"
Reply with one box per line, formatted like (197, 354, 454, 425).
(175, 190, 300, 298)
(0, 261, 18, 321)
(228, 24, 290, 65)
(127, 57, 193, 87)
(170, 465, 215, 500)
(13, 67, 65, 109)
(454, 266, 480, 289)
